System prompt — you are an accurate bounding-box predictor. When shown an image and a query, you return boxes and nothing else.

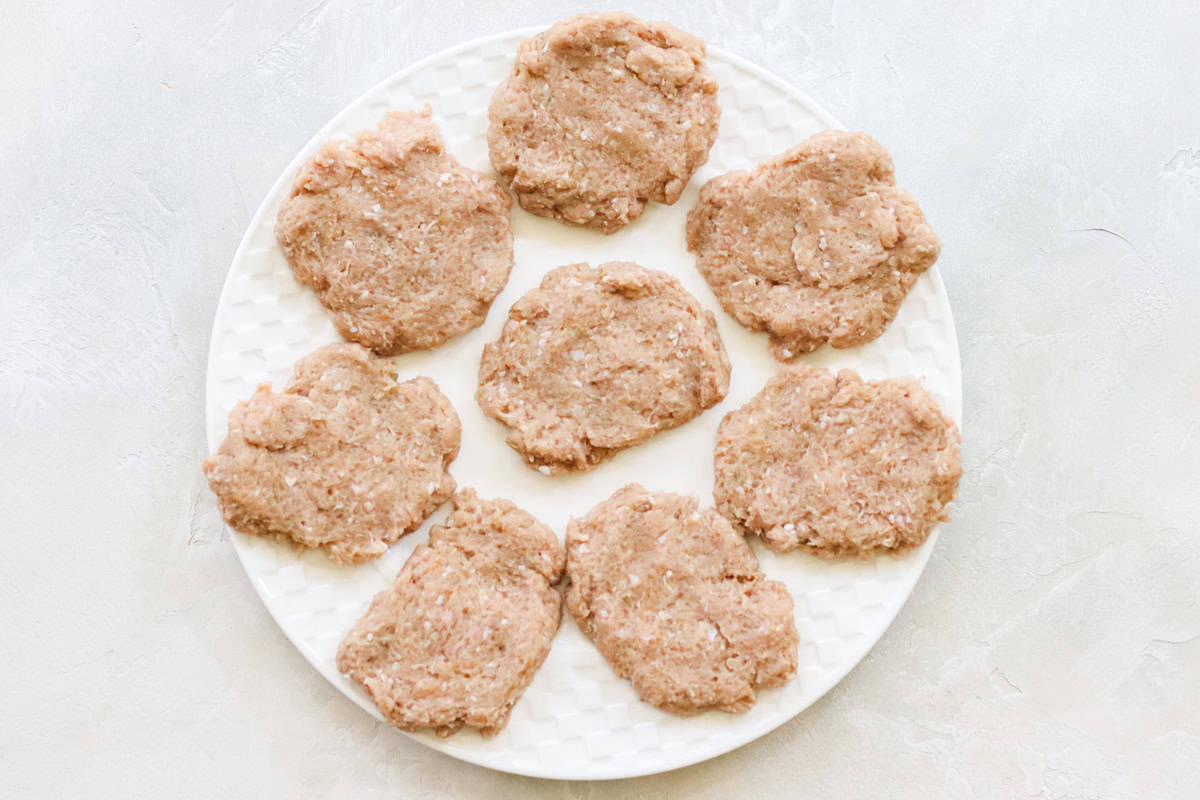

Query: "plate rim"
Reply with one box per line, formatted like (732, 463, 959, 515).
(204, 24, 962, 781)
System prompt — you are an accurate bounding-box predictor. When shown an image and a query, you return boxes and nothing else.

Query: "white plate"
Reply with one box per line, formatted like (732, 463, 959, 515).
(205, 27, 961, 781)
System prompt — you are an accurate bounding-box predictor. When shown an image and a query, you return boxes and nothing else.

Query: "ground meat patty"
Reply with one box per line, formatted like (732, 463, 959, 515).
(476, 262, 731, 474)
(565, 485, 798, 714)
(203, 343, 460, 563)
(686, 130, 941, 360)
(336, 489, 565, 737)
(276, 108, 513, 355)
(488, 12, 720, 233)
(714, 365, 961, 556)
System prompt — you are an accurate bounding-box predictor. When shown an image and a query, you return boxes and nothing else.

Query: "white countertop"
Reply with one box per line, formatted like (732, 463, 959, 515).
(3, 1, 1197, 797)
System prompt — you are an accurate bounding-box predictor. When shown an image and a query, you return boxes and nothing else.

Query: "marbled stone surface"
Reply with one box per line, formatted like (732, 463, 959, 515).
(2, 1, 1197, 797)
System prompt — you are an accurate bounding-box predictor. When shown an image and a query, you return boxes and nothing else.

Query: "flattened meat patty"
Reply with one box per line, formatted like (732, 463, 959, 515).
(566, 485, 797, 714)
(714, 365, 961, 556)
(203, 343, 460, 562)
(687, 130, 940, 359)
(488, 12, 720, 232)
(336, 489, 565, 736)
(276, 109, 513, 355)
(477, 262, 730, 474)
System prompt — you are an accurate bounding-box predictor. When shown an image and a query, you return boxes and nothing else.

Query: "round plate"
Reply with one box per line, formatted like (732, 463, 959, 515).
(205, 27, 961, 781)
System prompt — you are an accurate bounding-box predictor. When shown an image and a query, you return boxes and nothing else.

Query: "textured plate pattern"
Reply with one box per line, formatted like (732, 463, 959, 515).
(205, 28, 961, 781)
